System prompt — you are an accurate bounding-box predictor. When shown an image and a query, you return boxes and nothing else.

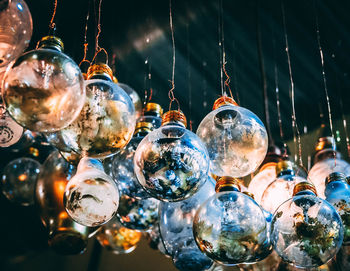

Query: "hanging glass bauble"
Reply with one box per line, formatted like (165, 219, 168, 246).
(1, 157, 40, 206)
(196, 96, 268, 178)
(145, 225, 170, 257)
(117, 194, 159, 231)
(261, 160, 307, 213)
(134, 110, 210, 202)
(56, 63, 136, 158)
(159, 176, 215, 271)
(64, 157, 119, 227)
(136, 102, 163, 129)
(36, 151, 92, 255)
(0, 0, 32, 70)
(325, 172, 350, 245)
(193, 177, 271, 266)
(117, 82, 142, 119)
(0, 105, 23, 147)
(271, 182, 343, 268)
(96, 217, 142, 254)
(2, 36, 85, 132)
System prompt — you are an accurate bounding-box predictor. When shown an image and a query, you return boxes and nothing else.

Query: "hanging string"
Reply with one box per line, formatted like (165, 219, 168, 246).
(48, 0, 58, 31)
(281, 1, 303, 167)
(79, 0, 91, 67)
(92, 0, 108, 64)
(168, 0, 180, 111)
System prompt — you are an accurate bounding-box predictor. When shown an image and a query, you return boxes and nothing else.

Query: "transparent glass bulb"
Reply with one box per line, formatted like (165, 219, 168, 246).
(196, 100, 268, 178)
(35, 151, 92, 255)
(118, 83, 142, 119)
(117, 194, 159, 231)
(96, 216, 142, 254)
(2, 36, 85, 132)
(57, 78, 136, 158)
(271, 194, 343, 268)
(159, 177, 215, 271)
(0, 0, 32, 69)
(308, 158, 350, 199)
(193, 191, 270, 265)
(4, 128, 34, 152)
(1, 157, 40, 205)
(261, 174, 307, 213)
(64, 157, 119, 227)
(0, 105, 23, 147)
(146, 225, 170, 257)
(134, 118, 210, 202)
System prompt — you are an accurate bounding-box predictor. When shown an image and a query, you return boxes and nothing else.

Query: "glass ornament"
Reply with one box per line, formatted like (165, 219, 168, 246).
(117, 194, 159, 231)
(136, 102, 163, 129)
(261, 160, 307, 213)
(5, 128, 34, 152)
(56, 63, 136, 158)
(0, 0, 32, 69)
(64, 157, 119, 227)
(145, 225, 170, 257)
(134, 110, 210, 201)
(1, 157, 40, 205)
(96, 217, 142, 254)
(271, 182, 343, 268)
(193, 177, 271, 266)
(196, 96, 268, 178)
(35, 151, 92, 255)
(118, 82, 142, 119)
(159, 176, 215, 271)
(0, 105, 23, 147)
(324, 172, 350, 245)
(2, 36, 85, 132)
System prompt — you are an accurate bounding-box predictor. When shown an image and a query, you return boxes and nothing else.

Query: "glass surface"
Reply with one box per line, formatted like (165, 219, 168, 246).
(0, 105, 23, 147)
(134, 123, 210, 202)
(1, 157, 40, 205)
(118, 82, 142, 119)
(64, 157, 119, 227)
(196, 104, 268, 178)
(271, 194, 343, 268)
(193, 191, 270, 265)
(3, 47, 85, 132)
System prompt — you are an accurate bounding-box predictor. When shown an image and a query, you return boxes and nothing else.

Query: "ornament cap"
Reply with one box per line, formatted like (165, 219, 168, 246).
(242, 191, 255, 200)
(161, 110, 187, 127)
(133, 121, 154, 136)
(38, 36, 64, 52)
(293, 182, 317, 196)
(315, 136, 336, 152)
(325, 172, 347, 185)
(212, 96, 238, 110)
(259, 162, 277, 172)
(144, 103, 163, 117)
(276, 160, 294, 176)
(215, 176, 241, 192)
(112, 76, 118, 83)
(87, 63, 113, 81)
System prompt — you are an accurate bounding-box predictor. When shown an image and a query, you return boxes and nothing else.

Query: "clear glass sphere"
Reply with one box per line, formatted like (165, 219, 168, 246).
(159, 177, 215, 271)
(193, 191, 270, 265)
(118, 83, 142, 119)
(96, 217, 142, 254)
(196, 104, 268, 177)
(261, 174, 307, 213)
(0, 105, 23, 147)
(308, 158, 350, 199)
(1, 157, 40, 205)
(57, 79, 136, 158)
(271, 194, 343, 268)
(64, 157, 119, 227)
(0, 0, 32, 69)
(117, 194, 159, 231)
(146, 225, 170, 257)
(2, 42, 85, 132)
(134, 123, 210, 201)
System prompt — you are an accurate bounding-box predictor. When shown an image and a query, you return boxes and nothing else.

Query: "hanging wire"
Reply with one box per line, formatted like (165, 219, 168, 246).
(48, 0, 58, 31)
(91, 0, 108, 64)
(79, 0, 91, 68)
(281, 1, 303, 167)
(168, 0, 180, 111)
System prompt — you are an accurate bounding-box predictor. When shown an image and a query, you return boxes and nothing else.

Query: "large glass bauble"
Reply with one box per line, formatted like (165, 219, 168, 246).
(196, 101, 268, 178)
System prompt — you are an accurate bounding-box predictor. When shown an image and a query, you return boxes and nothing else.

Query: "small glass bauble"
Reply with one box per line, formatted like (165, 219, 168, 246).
(64, 157, 119, 227)
(2, 36, 85, 132)
(134, 110, 210, 202)
(96, 217, 142, 254)
(118, 83, 142, 119)
(0, 0, 32, 69)
(1, 157, 40, 205)
(0, 105, 23, 147)
(196, 97, 268, 178)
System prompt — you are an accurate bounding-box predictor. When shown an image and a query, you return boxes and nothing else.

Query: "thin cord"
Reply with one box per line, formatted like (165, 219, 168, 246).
(92, 0, 108, 64)
(282, 1, 303, 167)
(79, 0, 91, 67)
(49, 0, 58, 31)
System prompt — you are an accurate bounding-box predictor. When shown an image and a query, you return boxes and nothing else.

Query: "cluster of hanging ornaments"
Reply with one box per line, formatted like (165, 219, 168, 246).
(1, 1, 350, 270)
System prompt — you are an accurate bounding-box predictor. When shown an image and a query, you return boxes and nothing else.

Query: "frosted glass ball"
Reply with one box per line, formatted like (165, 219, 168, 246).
(134, 122, 210, 201)
(1, 157, 40, 205)
(271, 194, 343, 268)
(3, 37, 85, 132)
(0, 0, 32, 69)
(197, 103, 268, 177)
(64, 157, 119, 227)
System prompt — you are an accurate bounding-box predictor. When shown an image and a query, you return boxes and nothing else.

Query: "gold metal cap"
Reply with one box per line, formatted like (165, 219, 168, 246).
(113, 76, 118, 83)
(161, 110, 187, 127)
(212, 96, 238, 110)
(38, 36, 64, 52)
(215, 176, 241, 193)
(144, 103, 163, 116)
(325, 172, 347, 185)
(259, 162, 277, 172)
(315, 136, 336, 152)
(82, 73, 88, 80)
(293, 182, 317, 196)
(276, 160, 294, 176)
(87, 63, 113, 80)
(242, 191, 255, 200)
(133, 121, 154, 136)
